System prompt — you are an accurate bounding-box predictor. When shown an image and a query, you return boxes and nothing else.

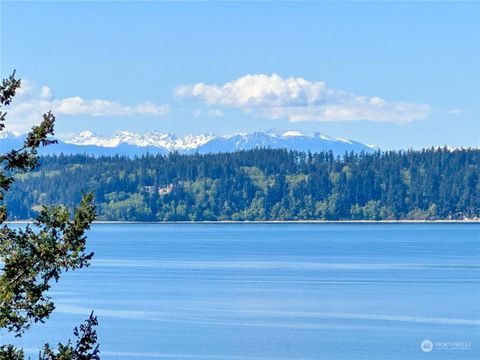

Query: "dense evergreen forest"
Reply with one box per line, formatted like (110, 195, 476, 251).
(4, 148, 479, 221)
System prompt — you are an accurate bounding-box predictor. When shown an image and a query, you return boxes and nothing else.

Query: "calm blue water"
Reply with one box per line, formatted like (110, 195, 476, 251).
(2, 223, 480, 359)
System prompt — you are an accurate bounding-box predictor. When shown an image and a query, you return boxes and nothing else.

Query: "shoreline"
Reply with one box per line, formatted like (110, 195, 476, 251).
(7, 219, 480, 224)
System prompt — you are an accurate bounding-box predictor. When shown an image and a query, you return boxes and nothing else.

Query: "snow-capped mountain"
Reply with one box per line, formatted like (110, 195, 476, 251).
(0, 130, 21, 139)
(68, 131, 216, 151)
(0, 129, 378, 156)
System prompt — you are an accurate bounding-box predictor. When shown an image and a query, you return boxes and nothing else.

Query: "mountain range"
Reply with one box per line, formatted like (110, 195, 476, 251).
(0, 130, 378, 156)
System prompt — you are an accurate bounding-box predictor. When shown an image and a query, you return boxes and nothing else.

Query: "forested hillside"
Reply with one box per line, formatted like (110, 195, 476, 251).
(5, 148, 479, 221)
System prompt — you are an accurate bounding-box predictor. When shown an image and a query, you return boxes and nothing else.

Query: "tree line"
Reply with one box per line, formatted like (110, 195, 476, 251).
(5, 147, 479, 221)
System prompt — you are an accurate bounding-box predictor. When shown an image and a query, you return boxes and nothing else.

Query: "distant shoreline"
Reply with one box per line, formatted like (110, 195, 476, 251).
(7, 219, 480, 224)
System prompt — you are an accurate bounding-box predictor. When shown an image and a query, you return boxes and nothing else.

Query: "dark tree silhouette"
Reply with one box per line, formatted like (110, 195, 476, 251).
(0, 72, 99, 359)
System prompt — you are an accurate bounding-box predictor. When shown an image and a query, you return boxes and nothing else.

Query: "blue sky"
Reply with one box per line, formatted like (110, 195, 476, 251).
(1, 1, 479, 149)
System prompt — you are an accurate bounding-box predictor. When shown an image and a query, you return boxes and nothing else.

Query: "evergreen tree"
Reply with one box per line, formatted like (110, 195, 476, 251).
(0, 72, 99, 359)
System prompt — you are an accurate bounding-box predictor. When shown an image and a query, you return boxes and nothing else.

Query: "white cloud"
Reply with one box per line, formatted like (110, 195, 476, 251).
(208, 109, 224, 117)
(448, 108, 466, 115)
(191, 108, 224, 118)
(40, 86, 53, 100)
(191, 109, 203, 118)
(175, 73, 430, 123)
(3, 81, 169, 133)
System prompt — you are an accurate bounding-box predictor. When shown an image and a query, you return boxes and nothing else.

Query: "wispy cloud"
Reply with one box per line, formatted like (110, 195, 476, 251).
(448, 108, 466, 115)
(4, 80, 170, 133)
(191, 108, 224, 118)
(208, 109, 224, 117)
(175, 73, 430, 123)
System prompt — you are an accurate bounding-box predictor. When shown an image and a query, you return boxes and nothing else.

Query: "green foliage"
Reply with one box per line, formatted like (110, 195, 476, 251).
(0, 195, 95, 335)
(0, 345, 24, 360)
(0, 73, 98, 358)
(0, 313, 99, 360)
(39, 312, 100, 360)
(5, 147, 479, 221)
(100, 192, 151, 220)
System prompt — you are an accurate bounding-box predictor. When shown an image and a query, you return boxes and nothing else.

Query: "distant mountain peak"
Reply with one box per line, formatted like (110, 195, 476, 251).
(280, 130, 304, 137)
(1, 129, 378, 156)
(67, 130, 216, 151)
(264, 128, 358, 143)
(65, 129, 378, 154)
(0, 130, 21, 139)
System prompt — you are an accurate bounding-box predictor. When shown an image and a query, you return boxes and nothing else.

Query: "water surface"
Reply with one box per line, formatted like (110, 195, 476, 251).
(3, 223, 480, 359)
